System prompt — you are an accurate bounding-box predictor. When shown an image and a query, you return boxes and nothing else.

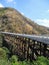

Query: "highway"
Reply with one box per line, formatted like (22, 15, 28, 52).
(0, 32, 49, 45)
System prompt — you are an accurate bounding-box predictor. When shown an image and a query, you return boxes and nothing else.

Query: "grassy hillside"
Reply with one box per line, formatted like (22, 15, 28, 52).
(0, 7, 49, 35)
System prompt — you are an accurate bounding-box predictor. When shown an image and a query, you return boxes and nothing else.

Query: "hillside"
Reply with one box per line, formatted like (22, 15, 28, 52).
(0, 7, 49, 35)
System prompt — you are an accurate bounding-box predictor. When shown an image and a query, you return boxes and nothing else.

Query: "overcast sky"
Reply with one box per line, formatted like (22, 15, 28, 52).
(0, 0, 49, 27)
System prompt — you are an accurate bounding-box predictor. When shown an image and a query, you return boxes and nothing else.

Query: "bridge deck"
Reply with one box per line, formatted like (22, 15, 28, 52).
(0, 32, 49, 45)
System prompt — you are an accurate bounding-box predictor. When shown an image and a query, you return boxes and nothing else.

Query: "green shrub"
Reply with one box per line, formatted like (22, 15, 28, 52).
(33, 56, 49, 65)
(0, 35, 3, 47)
(10, 55, 18, 62)
(20, 60, 32, 65)
(0, 48, 7, 60)
(0, 59, 11, 65)
(10, 55, 19, 65)
(2, 47, 10, 54)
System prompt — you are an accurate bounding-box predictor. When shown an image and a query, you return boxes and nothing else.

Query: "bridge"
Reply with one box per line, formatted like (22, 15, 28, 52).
(0, 32, 49, 61)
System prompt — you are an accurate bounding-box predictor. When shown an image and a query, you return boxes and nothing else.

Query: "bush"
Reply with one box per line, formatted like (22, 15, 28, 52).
(0, 59, 11, 65)
(10, 55, 19, 65)
(20, 60, 32, 65)
(10, 55, 18, 62)
(33, 56, 49, 65)
(0, 48, 7, 60)
(2, 47, 10, 58)
(0, 47, 11, 65)
(0, 35, 3, 47)
(2, 47, 10, 54)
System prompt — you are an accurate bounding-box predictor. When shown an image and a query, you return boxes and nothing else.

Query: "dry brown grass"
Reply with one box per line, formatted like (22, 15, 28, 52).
(0, 7, 49, 35)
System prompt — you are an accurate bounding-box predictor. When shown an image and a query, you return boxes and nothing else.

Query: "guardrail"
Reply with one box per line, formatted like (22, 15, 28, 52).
(0, 32, 49, 44)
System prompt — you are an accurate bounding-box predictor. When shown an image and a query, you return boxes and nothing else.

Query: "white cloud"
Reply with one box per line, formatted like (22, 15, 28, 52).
(48, 10, 49, 12)
(36, 19, 49, 27)
(0, 3, 4, 7)
(47, 10, 49, 13)
(21, 12, 24, 15)
(13, 2, 16, 4)
(6, 0, 13, 3)
(5, 0, 16, 5)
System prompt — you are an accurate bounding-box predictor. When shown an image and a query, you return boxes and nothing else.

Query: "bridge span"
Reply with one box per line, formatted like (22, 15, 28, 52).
(0, 32, 49, 60)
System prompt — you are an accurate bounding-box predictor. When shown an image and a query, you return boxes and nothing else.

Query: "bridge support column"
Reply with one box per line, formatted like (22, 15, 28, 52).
(21, 39, 27, 60)
(23, 42, 26, 59)
(43, 44, 47, 57)
(27, 43, 29, 60)
(31, 41, 35, 60)
(40, 42, 42, 56)
(22, 42, 24, 53)
(29, 40, 36, 61)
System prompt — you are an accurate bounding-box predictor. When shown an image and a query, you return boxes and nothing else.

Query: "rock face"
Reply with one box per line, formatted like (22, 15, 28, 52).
(0, 7, 49, 35)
